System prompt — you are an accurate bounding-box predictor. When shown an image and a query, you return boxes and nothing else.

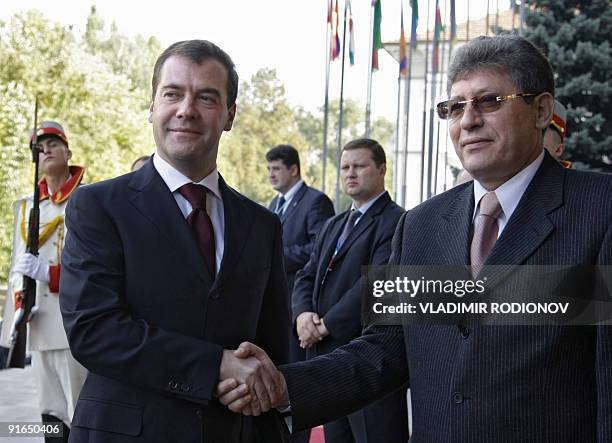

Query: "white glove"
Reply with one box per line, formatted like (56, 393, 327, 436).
(12, 253, 50, 283)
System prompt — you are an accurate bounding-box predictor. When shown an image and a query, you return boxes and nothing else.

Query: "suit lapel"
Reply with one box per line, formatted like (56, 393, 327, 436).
(332, 192, 392, 264)
(127, 161, 211, 285)
(436, 184, 474, 266)
(211, 176, 252, 292)
(279, 183, 307, 224)
(482, 154, 563, 288)
(318, 215, 346, 275)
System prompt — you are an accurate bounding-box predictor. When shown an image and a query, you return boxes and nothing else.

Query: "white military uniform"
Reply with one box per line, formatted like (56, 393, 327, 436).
(1, 166, 87, 426)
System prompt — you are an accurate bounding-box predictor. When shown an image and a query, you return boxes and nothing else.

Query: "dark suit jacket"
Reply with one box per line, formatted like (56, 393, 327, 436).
(268, 183, 334, 293)
(281, 153, 612, 442)
(60, 160, 290, 443)
(292, 191, 404, 356)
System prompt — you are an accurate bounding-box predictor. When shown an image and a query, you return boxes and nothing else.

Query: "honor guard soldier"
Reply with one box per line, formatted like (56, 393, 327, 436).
(1, 121, 87, 443)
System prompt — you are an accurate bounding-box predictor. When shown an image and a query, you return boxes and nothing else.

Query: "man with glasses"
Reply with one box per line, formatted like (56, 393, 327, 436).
(217, 35, 612, 443)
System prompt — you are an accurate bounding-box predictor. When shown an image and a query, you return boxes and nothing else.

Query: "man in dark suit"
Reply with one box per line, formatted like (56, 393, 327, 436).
(267, 144, 333, 443)
(266, 144, 334, 296)
(59, 40, 289, 442)
(290, 139, 408, 443)
(217, 35, 612, 442)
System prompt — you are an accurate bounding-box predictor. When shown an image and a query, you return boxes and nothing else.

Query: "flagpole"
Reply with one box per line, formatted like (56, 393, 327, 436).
(365, 1, 376, 137)
(419, 0, 431, 203)
(433, 0, 448, 195)
(334, 0, 349, 212)
(466, 0, 470, 40)
(426, 0, 439, 200)
(402, 0, 418, 208)
(322, 0, 332, 193)
(486, 0, 490, 35)
(444, 0, 456, 192)
(495, 0, 500, 30)
(395, 2, 407, 203)
(394, 74, 402, 202)
(519, 0, 526, 36)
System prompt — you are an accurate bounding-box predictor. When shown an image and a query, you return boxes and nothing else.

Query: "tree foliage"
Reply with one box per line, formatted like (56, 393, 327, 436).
(523, 0, 612, 171)
(0, 9, 394, 291)
(0, 9, 155, 285)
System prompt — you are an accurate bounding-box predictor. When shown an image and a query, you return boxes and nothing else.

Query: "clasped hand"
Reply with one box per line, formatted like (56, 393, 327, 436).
(217, 342, 288, 416)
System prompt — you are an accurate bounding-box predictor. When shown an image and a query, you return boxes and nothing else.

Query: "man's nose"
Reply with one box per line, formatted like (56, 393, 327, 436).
(176, 96, 197, 119)
(459, 102, 483, 131)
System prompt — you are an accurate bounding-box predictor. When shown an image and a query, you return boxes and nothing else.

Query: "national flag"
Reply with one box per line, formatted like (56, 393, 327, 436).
(432, 0, 443, 73)
(372, 0, 382, 70)
(410, 0, 418, 49)
(399, 3, 408, 76)
(450, 0, 457, 43)
(332, 0, 341, 60)
(348, 1, 355, 65)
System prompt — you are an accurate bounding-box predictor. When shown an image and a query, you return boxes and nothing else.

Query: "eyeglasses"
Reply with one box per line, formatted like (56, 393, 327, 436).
(436, 93, 538, 121)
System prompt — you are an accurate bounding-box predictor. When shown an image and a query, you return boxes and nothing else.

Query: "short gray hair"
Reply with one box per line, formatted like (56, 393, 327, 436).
(447, 34, 554, 97)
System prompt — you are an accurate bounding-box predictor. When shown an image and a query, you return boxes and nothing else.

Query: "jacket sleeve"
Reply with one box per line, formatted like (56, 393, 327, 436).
(291, 218, 335, 325)
(60, 187, 224, 405)
(254, 216, 290, 365)
(596, 220, 612, 442)
(283, 194, 334, 273)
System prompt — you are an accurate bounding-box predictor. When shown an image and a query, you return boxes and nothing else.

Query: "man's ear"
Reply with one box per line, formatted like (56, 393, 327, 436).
(555, 142, 566, 158)
(224, 103, 237, 132)
(67, 149, 72, 160)
(536, 93, 554, 131)
(289, 164, 299, 177)
(148, 103, 154, 123)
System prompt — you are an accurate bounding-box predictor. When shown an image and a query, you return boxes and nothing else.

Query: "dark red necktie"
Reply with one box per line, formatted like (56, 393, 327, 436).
(178, 183, 216, 277)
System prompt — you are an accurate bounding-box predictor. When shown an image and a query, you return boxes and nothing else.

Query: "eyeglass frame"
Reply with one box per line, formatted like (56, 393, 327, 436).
(436, 92, 540, 121)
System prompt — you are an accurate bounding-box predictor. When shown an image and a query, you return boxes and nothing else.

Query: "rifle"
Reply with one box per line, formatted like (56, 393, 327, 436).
(6, 97, 41, 368)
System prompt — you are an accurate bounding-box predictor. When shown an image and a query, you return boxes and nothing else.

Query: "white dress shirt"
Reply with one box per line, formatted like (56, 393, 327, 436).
(153, 154, 224, 273)
(472, 150, 545, 238)
(276, 179, 304, 213)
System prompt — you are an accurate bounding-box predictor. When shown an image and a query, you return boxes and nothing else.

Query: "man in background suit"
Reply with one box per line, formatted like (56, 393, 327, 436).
(291, 138, 408, 443)
(266, 144, 334, 296)
(217, 35, 612, 443)
(267, 144, 333, 443)
(60, 40, 289, 442)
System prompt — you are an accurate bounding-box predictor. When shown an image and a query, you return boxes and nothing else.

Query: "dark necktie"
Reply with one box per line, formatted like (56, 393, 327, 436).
(336, 209, 361, 251)
(276, 196, 286, 215)
(471, 191, 502, 277)
(178, 183, 216, 277)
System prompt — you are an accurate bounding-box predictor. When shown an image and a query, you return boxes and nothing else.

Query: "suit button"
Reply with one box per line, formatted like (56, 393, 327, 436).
(182, 384, 191, 392)
(210, 291, 220, 300)
(168, 380, 176, 390)
(458, 325, 470, 339)
(452, 392, 464, 404)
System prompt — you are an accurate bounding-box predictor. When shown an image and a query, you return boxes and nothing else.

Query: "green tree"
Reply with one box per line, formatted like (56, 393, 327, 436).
(0, 10, 154, 287)
(296, 99, 395, 209)
(523, 0, 612, 171)
(218, 68, 308, 205)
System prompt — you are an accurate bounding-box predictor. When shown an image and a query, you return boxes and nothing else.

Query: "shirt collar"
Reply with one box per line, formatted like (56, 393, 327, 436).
(473, 150, 545, 220)
(153, 154, 222, 200)
(280, 179, 304, 201)
(351, 190, 386, 215)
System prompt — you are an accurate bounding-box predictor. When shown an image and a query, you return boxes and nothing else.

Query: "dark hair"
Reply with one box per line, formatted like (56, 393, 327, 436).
(265, 144, 301, 175)
(447, 34, 554, 97)
(131, 155, 150, 171)
(343, 138, 386, 167)
(151, 40, 239, 108)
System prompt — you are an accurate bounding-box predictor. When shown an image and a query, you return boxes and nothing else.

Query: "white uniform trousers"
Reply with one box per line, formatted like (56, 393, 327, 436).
(31, 349, 87, 426)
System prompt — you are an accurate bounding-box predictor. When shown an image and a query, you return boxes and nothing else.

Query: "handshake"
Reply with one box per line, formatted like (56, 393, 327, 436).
(217, 342, 289, 416)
